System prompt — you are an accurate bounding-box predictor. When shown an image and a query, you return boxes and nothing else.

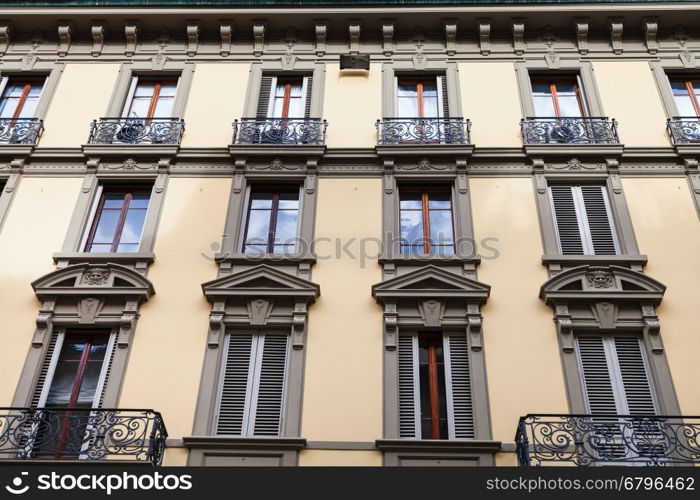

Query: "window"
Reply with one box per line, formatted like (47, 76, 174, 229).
(399, 188, 455, 255)
(549, 185, 618, 256)
(257, 76, 312, 119)
(669, 78, 700, 116)
(242, 188, 300, 255)
(399, 332, 473, 440)
(122, 77, 178, 119)
(0, 77, 44, 119)
(396, 76, 448, 119)
(576, 335, 657, 415)
(215, 331, 290, 437)
(531, 77, 587, 117)
(83, 187, 151, 253)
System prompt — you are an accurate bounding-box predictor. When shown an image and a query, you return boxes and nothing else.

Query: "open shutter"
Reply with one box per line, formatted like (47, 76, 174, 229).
(30, 332, 60, 408)
(0, 76, 9, 106)
(398, 334, 420, 438)
(303, 76, 313, 118)
(577, 336, 619, 414)
(216, 334, 254, 435)
(580, 186, 618, 255)
(251, 333, 289, 436)
(550, 186, 585, 255)
(257, 76, 275, 118)
(437, 75, 449, 118)
(445, 334, 475, 439)
(613, 337, 656, 415)
(96, 335, 117, 407)
(120, 77, 138, 118)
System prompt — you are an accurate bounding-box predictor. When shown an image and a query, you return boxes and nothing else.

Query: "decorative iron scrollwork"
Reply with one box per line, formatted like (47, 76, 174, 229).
(521, 117, 619, 145)
(232, 118, 327, 145)
(376, 117, 471, 145)
(667, 117, 700, 144)
(0, 118, 43, 145)
(88, 118, 185, 145)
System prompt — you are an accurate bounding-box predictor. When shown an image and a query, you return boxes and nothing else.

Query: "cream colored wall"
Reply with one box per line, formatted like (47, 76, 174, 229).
(301, 177, 383, 442)
(118, 178, 230, 441)
(622, 177, 700, 415)
(323, 65, 381, 148)
(40, 64, 120, 148)
(163, 448, 189, 466)
(470, 177, 569, 444)
(299, 450, 383, 466)
(592, 61, 668, 148)
(181, 63, 250, 148)
(459, 62, 522, 148)
(0, 177, 81, 405)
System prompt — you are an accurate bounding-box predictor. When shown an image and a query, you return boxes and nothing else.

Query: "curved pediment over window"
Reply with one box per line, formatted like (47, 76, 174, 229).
(372, 265, 490, 303)
(32, 262, 155, 302)
(202, 264, 320, 302)
(540, 265, 665, 305)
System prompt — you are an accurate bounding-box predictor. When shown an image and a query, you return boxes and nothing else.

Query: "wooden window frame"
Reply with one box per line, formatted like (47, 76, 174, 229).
(83, 187, 151, 253)
(123, 77, 179, 119)
(530, 76, 587, 118)
(241, 186, 301, 255)
(0, 77, 45, 120)
(670, 78, 700, 117)
(399, 187, 455, 255)
(418, 333, 447, 440)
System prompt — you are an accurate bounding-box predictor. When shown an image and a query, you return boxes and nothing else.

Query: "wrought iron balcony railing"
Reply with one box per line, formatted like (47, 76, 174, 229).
(232, 118, 327, 145)
(521, 117, 619, 145)
(0, 408, 167, 465)
(516, 414, 700, 466)
(376, 117, 471, 145)
(88, 118, 185, 145)
(667, 117, 700, 144)
(0, 118, 44, 146)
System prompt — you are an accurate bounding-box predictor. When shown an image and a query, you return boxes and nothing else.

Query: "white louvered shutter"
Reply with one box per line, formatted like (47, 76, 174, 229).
(302, 76, 313, 119)
(30, 332, 60, 408)
(120, 77, 139, 118)
(437, 75, 449, 118)
(577, 336, 619, 414)
(613, 337, 656, 415)
(549, 185, 618, 256)
(257, 76, 275, 118)
(215, 332, 289, 437)
(444, 333, 475, 439)
(398, 334, 420, 438)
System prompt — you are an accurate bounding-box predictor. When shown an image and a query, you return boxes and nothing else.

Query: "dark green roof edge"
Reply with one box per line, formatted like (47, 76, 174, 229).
(0, 0, 695, 6)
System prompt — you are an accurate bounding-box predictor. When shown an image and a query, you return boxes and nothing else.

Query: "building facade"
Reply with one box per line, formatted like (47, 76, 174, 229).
(0, 0, 698, 467)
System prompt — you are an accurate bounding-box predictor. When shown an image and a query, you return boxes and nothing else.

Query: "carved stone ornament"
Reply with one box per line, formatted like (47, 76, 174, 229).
(477, 18, 491, 56)
(248, 298, 273, 326)
(82, 268, 111, 286)
(219, 22, 233, 56)
(314, 20, 327, 56)
(573, 17, 589, 55)
(79, 297, 102, 324)
(381, 20, 394, 56)
(594, 301, 618, 329)
(585, 270, 614, 289)
(419, 299, 444, 327)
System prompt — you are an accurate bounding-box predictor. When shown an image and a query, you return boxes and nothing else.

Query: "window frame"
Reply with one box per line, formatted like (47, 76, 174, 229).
(240, 185, 302, 256)
(529, 75, 589, 118)
(121, 76, 180, 119)
(0, 76, 46, 119)
(398, 186, 456, 256)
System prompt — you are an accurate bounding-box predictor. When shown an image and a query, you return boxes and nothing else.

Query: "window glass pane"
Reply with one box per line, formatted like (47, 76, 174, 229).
(674, 94, 697, 116)
(244, 209, 272, 249)
(557, 95, 583, 117)
(134, 83, 156, 97)
(270, 96, 285, 118)
(422, 96, 439, 118)
(126, 97, 151, 118)
(555, 82, 577, 94)
(400, 244, 422, 255)
(692, 81, 700, 95)
(0, 97, 19, 118)
(158, 83, 178, 97)
(277, 191, 299, 209)
(102, 193, 127, 209)
(91, 209, 121, 244)
(422, 82, 438, 96)
(18, 98, 39, 118)
(400, 209, 424, 248)
(286, 97, 304, 118)
(429, 210, 454, 248)
(397, 97, 418, 117)
(116, 243, 139, 252)
(397, 83, 418, 97)
(128, 192, 151, 209)
(250, 192, 273, 209)
(671, 81, 690, 94)
(428, 192, 450, 209)
(119, 208, 147, 246)
(273, 209, 299, 247)
(153, 97, 175, 117)
(533, 95, 556, 116)
(399, 192, 422, 210)
(88, 243, 112, 252)
(531, 83, 553, 96)
(288, 82, 303, 98)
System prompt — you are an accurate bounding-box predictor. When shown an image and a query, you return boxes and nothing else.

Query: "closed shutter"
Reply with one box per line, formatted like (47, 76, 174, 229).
(303, 76, 313, 118)
(437, 75, 449, 118)
(614, 337, 656, 415)
(398, 335, 420, 438)
(577, 336, 618, 414)
(30, 332, 60, 408)
(580, 186, 618, 255)
(257, 76, 274, 118)
(445, 334, 475, 439)
(215, 331, 289, 437)
(549, 185, 618, 256)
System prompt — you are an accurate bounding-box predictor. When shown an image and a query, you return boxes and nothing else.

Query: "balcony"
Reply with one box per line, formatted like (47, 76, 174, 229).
(0, 408, 167, 465)
(376, 117, 471, 145)
(0, 118, 43, 146)
(667, 117, 700, 145)
(516, 414, 700, 466)
(87, 117, 185, 146)
(521, 117, 619, 145)
(232, 118, 327, 145)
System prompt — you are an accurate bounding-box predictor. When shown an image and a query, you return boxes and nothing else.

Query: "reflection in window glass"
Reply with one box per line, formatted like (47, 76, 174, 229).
(85, 188, 151, 253)
(399, 189, 454, 255)
(243, 189, 300, 255)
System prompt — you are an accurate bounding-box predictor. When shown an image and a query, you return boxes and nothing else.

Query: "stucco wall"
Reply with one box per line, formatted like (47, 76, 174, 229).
(299, 449, 383, 466)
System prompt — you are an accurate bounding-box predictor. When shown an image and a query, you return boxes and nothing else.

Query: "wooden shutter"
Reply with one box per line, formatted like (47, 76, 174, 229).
(549, 186, 585, 255)
(30, 332, 60, 408)
(120, 77, 138, 118)
(445, 334, 475, 439)
(257, 76, 275, 118)
(216, 334, 254, 435)
(398, 334, 420, 438)
(303, 76, 313, 118)
(437, 75, 449, 118)
(580, 186, 618, 255)
(0, 77, 9, 104)
(97, 335, 117, 407)
(577, 336, 618, 414)
(613, 337, 656, 415)
(251, 334, 289, 436)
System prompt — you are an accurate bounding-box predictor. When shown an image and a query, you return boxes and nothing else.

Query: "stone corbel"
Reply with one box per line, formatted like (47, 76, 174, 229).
(219, 21, 233, 56)
(208, 301, 226, 348)
(314, 20, 327, 56)
(0, 23, 12, 57)
(532, 159, 547, 195)
(57, 22, 73, 57)
(684, 158, 700, 194)
(33, 300, 55, 347)
(292, 302, 308, 350)
(456, 158, 468, 194)
(606, 159, 623, 194)
(232, 159, 246, 194)
(117, 301, 138, 347)
(555, 303, 574, 352)
(573, 17, 589, 55)
(477, 19, 491, 56)
(608, 17, 624, 55)
(91, 23, 105, 57)
(444, 19, 457, 56)
(383, 159, 395, 195)
(305, 159, 318, 194)
(642, 18, 659, 55)
(466, 304, 483, 352)
(383, 300, 398, 351)
(381, 20, 394, 56)
(124, 23, 139, 57)
(186, 22, 200, 57)
(253, 21, 266, 57)
(348, 21, 361, 55)
(641, 303, 663, 353)
(511, 19, 525, 56)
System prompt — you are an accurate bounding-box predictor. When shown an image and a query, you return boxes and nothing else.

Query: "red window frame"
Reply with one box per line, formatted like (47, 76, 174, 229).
(418, 334, 447, 440)
(241, 187, 300, 254)
(531, 77, 586, 117)
(84, 187, 150, 253)
(0, 77, 44, 120)
(130, 79, 178, 119)
(399, 187, 455, 255)
(273, 78, 304, 119)
(670, 78, 700, 116)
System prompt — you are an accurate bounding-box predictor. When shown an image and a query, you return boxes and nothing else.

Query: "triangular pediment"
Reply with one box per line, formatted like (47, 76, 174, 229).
(372, 265, 490, 302)
(202, 264, 320, 301)
(540, 265, 665, 305)
(32, 263, 154, 301)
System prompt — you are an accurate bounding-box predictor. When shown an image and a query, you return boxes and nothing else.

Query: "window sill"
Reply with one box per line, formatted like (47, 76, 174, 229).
(215, 253, 316, 266)
(183, 436, 306, 450)
(375, 439, 501, 453)
(0, 144, 36, 157)
(379, 254, 481, 267)
(53, 252, 155, 272)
